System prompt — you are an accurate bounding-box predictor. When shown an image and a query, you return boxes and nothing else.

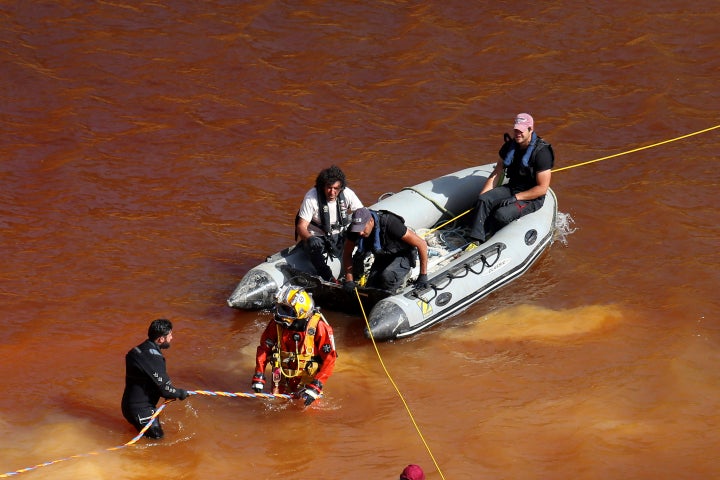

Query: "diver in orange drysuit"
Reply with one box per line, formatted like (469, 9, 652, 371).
(251, 285, 337, 406)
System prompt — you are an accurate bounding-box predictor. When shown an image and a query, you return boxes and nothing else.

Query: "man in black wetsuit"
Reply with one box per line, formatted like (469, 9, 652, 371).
(121, 318, 188, 439)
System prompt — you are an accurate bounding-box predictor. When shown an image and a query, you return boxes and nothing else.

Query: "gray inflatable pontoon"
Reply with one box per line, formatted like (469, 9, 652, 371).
(227, 163, 557, 340)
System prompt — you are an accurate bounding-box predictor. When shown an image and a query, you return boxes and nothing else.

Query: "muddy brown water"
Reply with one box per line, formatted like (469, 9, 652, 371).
(1, 2, 719, 479)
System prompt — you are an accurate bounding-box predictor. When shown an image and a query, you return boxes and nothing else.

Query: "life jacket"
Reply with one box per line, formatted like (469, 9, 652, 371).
(356, 210, 415, 261)
(294, 187, 350, 240)
(501, 132, 553, 183)
(273, 313, 324, 379)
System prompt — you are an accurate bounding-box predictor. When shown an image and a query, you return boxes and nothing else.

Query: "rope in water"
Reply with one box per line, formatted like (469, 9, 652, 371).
(0, 392, 293, 478)
(0, 400, 171, 478)
(552, 123, 719, 173)
(353, 287, 447, 480)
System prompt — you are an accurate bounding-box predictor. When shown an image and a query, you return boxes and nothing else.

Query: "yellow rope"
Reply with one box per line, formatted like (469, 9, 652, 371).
(552, 124, 720, 173)
(353, 287, 446, 480)
(424, 208, 474, 236)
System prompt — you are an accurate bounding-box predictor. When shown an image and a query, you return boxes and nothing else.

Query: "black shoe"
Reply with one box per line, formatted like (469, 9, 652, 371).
(143, 423, 164, 439)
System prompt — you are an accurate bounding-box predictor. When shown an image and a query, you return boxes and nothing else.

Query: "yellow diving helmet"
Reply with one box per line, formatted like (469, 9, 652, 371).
(273, 285, 315, 327)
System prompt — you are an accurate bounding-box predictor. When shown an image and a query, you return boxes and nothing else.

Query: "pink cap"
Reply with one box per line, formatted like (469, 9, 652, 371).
(400, 464, 425, 480)
(513, 113, 534, 132)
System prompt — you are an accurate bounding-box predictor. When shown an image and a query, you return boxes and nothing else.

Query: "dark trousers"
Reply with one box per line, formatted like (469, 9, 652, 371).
(355, 253, 413, 292)
(469, 185, 545, 242)
(302, 236, 334, 281)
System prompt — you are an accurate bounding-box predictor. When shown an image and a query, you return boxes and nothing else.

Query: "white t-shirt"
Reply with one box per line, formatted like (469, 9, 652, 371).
(298, 187, 363, 236)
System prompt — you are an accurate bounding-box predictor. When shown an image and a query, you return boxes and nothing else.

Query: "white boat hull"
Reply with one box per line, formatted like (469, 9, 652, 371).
(227, 164, 557, 340)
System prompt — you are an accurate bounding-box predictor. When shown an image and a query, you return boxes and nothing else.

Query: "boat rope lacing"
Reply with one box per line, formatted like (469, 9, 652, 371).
(351, 285, 448, 480)
(413, 243, 504, 304)
(402, 186, 457, 219)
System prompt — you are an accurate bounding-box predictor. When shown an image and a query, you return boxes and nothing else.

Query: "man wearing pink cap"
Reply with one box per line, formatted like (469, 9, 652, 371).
(469, 113, 554, 242)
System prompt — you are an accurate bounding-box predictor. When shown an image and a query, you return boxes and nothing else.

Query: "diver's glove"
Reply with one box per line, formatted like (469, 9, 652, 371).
(251, 372, 266, 393)
(300, 380, 323, 406)
(415, 273, 429, 289)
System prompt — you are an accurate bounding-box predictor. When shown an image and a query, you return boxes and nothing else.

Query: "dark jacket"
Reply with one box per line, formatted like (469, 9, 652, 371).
(500, 135, 554, 193)
(121, 339, 185, 411)
(357, 210, 414, 260)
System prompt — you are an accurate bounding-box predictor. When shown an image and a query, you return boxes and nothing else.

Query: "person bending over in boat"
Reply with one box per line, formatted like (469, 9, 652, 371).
(341, 207, 429, 293)
(469, 113, 554, 243)
(251, 285, 337, 406)
(296, 165, 364, 282)
(121, 319, 189, 439)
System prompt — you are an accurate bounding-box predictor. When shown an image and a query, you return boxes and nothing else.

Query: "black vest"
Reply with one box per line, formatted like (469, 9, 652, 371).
(295, 188, 350, 240)
(502, 135, 553, 191)
(358, 210, 414, 260)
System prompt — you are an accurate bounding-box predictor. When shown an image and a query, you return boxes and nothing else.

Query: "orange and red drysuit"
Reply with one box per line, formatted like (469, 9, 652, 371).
(255, 312, 337, 395)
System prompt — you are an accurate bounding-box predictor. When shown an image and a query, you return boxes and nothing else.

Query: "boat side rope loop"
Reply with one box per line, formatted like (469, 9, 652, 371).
(447, 265, 471, 279)
(400, 187, 457, 221)
(466, 248, 503, 274)
(411, 245, 502, 304)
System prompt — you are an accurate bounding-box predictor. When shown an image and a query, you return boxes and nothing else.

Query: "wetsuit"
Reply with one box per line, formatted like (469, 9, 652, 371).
(255, 315, 337, 395)
(121, 339, 187, 439)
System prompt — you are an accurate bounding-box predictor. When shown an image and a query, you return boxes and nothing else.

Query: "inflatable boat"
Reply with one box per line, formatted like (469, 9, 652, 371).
(227, 164, 558, 340)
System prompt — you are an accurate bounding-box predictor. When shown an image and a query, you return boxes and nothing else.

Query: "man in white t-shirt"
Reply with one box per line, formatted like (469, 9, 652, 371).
(295, 165, 363, 282)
